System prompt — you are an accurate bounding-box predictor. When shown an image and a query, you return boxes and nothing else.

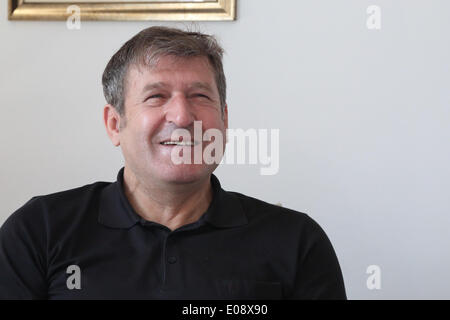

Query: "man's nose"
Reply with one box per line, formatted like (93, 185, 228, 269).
(164, 94, 195, 128)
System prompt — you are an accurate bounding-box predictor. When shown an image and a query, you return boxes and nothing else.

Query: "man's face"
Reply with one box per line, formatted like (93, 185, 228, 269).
(114, 55, 228, 185)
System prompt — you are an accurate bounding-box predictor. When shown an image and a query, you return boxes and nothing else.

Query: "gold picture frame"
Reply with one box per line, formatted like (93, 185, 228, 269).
(8, 0, 236, 21)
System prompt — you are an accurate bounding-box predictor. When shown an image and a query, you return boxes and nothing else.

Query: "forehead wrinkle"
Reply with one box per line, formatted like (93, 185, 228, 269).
(129, 56, 218, 96)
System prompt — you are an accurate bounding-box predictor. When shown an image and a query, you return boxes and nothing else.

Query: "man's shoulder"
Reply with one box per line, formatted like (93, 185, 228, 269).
(224, 189, 332, 248)
(226, 190, 316, 229)
(32, 180, 111, 207)
(2, 180, 111, 229)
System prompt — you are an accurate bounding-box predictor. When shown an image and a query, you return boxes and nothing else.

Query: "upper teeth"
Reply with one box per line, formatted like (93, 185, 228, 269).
(162, 141, 195, 146)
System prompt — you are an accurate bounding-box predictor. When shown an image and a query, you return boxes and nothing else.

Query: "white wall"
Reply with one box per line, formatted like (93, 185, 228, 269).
(1, 0, 449, 299)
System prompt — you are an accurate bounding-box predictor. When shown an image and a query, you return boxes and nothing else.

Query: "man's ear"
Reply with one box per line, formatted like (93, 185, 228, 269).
(223, 104, 228, 130)
(103, 104, 121, 147)
(223, 104, 228, 143)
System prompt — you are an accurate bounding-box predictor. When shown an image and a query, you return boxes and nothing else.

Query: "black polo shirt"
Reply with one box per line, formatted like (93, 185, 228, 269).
(0, 168, 346, 300)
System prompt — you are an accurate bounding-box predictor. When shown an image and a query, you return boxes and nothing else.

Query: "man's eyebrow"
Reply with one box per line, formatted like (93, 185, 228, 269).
(141, 82, 168, 93)
(188, 82, 215, 92)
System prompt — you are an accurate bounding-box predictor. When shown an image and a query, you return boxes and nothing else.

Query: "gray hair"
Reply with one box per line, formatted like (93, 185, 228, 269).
(102, 26, 226, 119)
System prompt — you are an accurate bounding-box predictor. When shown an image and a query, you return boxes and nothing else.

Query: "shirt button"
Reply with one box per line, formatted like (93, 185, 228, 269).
(168, 256, 177, 264)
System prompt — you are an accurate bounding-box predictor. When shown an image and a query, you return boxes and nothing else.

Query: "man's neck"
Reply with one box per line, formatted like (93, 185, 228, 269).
(122, 167, 213, 231)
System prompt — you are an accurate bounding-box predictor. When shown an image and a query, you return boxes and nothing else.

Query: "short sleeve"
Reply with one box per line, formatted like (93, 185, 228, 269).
(288, 215, 347, 300)
(0, 197, 48, 299)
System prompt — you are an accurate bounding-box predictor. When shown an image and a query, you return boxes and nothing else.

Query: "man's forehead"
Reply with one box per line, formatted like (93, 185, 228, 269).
(127, 55, 217, 90)
(132, 55, 213, 75)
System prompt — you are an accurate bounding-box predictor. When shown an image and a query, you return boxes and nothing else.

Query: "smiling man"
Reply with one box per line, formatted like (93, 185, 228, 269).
(104, 51, 227, 231)
(0, 26, 346, 299)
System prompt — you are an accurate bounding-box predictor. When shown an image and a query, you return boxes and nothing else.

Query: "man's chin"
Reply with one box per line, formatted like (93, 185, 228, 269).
(158, 164, 214, 185)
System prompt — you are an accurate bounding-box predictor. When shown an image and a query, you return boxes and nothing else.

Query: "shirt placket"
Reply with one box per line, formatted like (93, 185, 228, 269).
(160, 231, 182, 295)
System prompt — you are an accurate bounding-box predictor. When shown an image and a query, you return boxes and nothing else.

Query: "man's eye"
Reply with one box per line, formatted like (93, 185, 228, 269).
(145, 94, 165, 102)
(193, 94, 210, 99)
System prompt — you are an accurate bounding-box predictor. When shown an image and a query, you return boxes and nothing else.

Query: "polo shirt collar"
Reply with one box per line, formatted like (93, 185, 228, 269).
(98, 167, 248, 229)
